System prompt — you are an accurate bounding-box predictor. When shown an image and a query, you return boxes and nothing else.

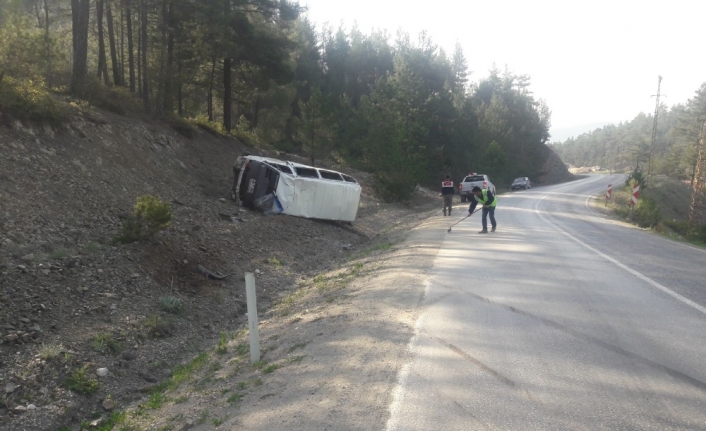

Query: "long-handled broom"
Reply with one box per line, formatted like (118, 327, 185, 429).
(447, 208, 480, 233)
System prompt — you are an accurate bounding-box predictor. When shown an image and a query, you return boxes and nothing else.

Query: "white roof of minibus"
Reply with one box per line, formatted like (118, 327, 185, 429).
(244, 156, 350, 179)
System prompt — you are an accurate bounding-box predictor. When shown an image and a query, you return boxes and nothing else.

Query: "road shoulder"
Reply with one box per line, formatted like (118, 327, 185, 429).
(123, 211, 450, 431)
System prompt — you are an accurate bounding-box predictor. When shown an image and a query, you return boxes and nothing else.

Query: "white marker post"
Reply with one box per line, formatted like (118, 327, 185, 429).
(244, 273, 260, 363)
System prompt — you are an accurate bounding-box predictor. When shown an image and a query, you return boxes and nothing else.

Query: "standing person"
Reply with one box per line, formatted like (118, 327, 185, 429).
(467, 186, 497, 233)
(441, 175, 455, 216)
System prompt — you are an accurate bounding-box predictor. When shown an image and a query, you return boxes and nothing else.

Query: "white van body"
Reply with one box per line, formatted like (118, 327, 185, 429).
(233, 156, 362, 222)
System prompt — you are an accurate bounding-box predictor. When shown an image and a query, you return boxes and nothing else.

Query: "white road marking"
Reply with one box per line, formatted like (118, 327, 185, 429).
(536, 193, 706, 317)
(385, 279, 433, 431)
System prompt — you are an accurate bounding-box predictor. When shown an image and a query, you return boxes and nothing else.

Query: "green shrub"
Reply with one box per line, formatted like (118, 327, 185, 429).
(689, 224, 706, 243)
(74, 76, 143, 115)
(39, 342, 63, 361)
(134, 195, 172, 232)
(262, 363, 278, 374)
(186, 115, 227, 136)
(142, 315, 173, 339)
(166, 116, 196, 138)
(633, 198, 661, 228)
(145, 392, 168, 409)
(253, 360, 278, 374)
(160, 296, 184, 314)
(664, 220, 690, 236)
(625, 169, 648, 190)
(271, 138, 302, 154)
(232, 129, 260, 147)
(115, 195, 172, 244)
(93, 411, 127, 431)
(64, 366, 99, 394)
(373, 171, 417, 202)
(0, 76, 68, 125)
(92, 333, 122, 354)
(227, 393, 243, 403)
(215, 332, 228, 355)
(268, 257, 283, 269)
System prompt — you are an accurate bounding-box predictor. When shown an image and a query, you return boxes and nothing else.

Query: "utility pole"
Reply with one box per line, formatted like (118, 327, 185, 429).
(691, 118, 702, 187)
(647, 76, 662, 178)
(688, 122, 706, 227)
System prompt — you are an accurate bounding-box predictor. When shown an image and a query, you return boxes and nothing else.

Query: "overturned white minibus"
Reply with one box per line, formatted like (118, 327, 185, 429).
(231, 156, 361, 222)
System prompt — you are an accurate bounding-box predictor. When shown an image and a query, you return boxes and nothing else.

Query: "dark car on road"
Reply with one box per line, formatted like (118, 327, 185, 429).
(511, 177, 531, 190)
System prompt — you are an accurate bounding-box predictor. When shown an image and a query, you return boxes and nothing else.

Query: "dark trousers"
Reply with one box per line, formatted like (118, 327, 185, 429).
(443, 195, 453, 213)
(482, 206, 496, 230)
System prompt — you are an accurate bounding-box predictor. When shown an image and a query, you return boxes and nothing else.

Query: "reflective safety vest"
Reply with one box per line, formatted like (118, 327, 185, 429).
(477, 188, 497, 207)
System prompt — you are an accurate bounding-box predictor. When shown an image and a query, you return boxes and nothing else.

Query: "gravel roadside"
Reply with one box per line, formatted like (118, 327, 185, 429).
(120, 210, 451, 431)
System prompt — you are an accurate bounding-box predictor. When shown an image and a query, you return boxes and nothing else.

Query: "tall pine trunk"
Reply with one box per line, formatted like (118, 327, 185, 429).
(155, 0, 168, 116)
(163, 2, 175, 114)
(223, 57, 231, 131)
(222, 0, 231, 131)
(34, 0, 42, 27)
(207, 56, 216, 122)
(252, 92, 260, 128)
(43, 0, 52, 88)
(140, 0, 149, 109)
(126, 0, 135, 92)
(106, 1, 122, 85)
(119, 1, 125, 84)
(70, 0, 91, 94)
(177, 61, 183, 116)
(137, 9, 141, 96)
(97, 0, 109, 84)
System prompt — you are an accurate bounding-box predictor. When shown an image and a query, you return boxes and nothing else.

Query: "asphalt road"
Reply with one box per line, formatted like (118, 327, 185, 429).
(386, 175, 706, 431)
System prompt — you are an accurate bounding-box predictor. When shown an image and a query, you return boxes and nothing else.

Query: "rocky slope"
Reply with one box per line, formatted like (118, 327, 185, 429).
(536, 145, 575, 185)
(0, 107, 438, 430)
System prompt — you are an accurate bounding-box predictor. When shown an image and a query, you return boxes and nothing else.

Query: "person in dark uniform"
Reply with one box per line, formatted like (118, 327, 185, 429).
(441, 175, 455, 216)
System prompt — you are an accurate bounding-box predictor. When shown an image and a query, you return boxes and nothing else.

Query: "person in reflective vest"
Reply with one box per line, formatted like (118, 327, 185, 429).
(441, 175, 455, 216)
(468, 186, 497, 233)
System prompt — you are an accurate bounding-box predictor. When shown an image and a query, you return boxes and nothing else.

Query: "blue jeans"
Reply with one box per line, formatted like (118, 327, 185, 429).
(482, 206, 496, 230)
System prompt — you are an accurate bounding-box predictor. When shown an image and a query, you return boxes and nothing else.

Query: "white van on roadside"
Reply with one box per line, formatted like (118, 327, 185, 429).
(231, 155, 361, 222)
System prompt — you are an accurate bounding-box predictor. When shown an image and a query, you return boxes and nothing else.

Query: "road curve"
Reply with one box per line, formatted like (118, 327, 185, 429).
(386, 175, 706, 431)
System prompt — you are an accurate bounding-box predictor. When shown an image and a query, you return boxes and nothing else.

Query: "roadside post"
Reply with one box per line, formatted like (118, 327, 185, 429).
(605, 184, 612, 206)
(244, 273, 260, 363)
(629, 183, 640, 220)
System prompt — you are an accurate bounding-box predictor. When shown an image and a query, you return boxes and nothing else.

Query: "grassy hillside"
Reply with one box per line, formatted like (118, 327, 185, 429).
(604, 176, 704, 246)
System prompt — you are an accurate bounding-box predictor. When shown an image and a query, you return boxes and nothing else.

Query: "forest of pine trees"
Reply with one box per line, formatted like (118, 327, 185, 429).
(551, 84, 706, 185)
(0, 0, 554, 200)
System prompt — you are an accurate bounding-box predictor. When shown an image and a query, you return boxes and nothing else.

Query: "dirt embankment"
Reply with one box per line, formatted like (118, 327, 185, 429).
(536, 145, 575, 185)
(0, 107, 439, 431)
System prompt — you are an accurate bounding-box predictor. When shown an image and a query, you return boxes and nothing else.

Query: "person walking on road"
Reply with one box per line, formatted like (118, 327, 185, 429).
(468, 186, 497, 233)
(441, 175, 455, 216)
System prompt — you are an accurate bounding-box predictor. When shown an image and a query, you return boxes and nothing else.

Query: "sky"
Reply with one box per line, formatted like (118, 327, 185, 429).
(301, 0, 706, 140)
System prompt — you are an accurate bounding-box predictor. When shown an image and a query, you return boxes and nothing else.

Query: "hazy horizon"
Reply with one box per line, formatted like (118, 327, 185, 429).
(549, 122, 612, 143)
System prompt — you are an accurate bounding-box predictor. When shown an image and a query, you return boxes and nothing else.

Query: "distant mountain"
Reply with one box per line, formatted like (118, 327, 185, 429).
(549, 122, 612, 143)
